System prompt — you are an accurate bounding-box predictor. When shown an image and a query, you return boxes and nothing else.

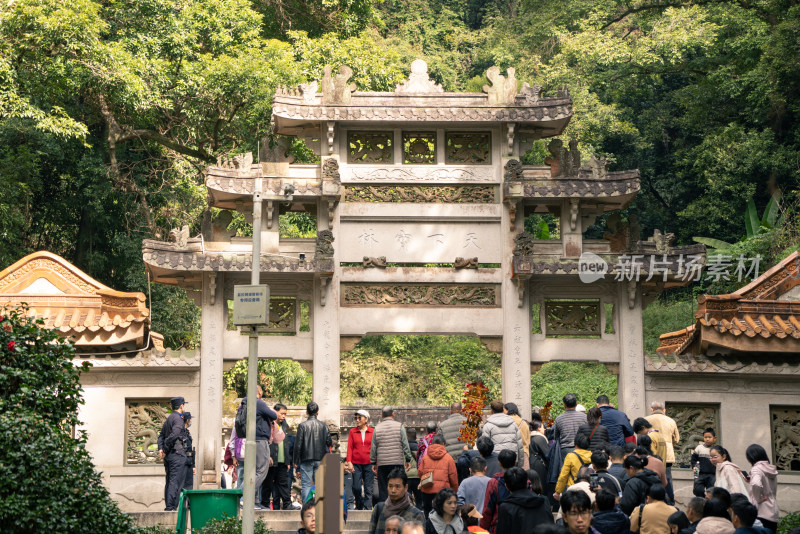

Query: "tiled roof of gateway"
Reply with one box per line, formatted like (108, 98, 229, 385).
(657, 252, 800, 355)
(0, 251, 155, 351)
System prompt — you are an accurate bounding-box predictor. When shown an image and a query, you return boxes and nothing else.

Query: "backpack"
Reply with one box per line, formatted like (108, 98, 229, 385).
(567, 451, 591, 485)
(235, 403, 247, 438)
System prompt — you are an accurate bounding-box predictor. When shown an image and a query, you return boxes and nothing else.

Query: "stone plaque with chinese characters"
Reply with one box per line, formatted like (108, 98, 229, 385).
(339, 222, 501, 263)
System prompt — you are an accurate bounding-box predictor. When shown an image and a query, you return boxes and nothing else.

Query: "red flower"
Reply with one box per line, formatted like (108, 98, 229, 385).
(7, 340, 14, 351)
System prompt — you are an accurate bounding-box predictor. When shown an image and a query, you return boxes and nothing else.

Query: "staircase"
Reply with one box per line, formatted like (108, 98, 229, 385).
(254, 509, 372, 534)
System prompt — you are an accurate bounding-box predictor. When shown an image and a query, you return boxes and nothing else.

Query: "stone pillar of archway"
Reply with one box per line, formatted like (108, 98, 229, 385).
(617, 281, 645, 417)
(198, 272, 226, 489)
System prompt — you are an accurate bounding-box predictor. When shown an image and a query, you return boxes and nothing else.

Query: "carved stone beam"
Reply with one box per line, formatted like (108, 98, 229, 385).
(319, 275, 330, 306)
(506, 123, 516, 156)
(325, 122, 335, 155)
(569, 199, 580, 231)
(514, 275, 530, 308)
(266, 200, 274, 229)
(209, 273, 217, 305)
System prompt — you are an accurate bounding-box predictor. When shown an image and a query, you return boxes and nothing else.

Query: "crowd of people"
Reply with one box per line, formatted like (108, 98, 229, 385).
(159, 391, 787, 534)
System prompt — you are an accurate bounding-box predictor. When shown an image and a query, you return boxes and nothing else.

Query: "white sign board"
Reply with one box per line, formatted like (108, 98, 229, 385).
(233, 284, 270, 325)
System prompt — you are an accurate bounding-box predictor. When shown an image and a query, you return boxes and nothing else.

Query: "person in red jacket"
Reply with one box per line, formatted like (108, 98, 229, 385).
(418, 434, 458, 518)
(346, 409, 375, 510)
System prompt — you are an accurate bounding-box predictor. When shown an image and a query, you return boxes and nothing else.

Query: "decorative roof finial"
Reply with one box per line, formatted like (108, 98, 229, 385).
(395, 59, 444, 94)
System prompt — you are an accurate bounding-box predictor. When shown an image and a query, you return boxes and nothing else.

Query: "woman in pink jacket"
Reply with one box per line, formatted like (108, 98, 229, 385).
(709, 445, 750, 495)
(745, 444, 779, 533)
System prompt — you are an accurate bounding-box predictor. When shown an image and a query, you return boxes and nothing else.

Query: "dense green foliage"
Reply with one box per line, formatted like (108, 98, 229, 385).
(531, 361, 618, 418)
(198, 515, 273, 534)
(224, 358, 313, 403)
(342, 335, 502, 405)
(778, 512, 800, 534)
(0, 307, 144, 533)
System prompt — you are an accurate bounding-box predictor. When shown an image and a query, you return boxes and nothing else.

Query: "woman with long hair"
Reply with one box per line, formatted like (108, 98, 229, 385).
(577, 407, 610, 452)
(710, 445, 750, 495)
(745, 444, 779, 533)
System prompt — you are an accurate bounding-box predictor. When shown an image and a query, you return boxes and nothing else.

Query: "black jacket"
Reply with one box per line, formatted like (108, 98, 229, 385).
(269, 421, 294, 464)
(181, 427, 195, 467)
(457, 450, 502, 479)
(294, 415, 332, 464)
(577, 423, 610, 452)
(529, 434, 549, 487)
(592, 507, 631, 534)
(619, 469, 661, 515)
(496, 489, 554, 533)
(240, 397, 277, 441)
(679, 521, 699, 534)
(157, 411, 187, 455)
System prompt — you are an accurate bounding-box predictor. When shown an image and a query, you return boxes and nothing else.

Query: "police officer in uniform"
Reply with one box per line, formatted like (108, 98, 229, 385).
(158, 396, 189, 511)
(182, 412, 196, 490)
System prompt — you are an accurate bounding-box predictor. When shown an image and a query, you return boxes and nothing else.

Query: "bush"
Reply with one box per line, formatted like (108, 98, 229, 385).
(198, 515, 273, 534)
(0, 306, 143, 533)
(531, 361, 618, 418)
(642, 298, 696, 354)
(778, 512, 800, 533)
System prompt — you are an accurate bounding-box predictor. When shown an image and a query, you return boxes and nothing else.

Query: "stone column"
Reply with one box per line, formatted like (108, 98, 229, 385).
(197, 272, 225, 488)
(560, 198, 583, 258)
(617, 281, 645, 417)
(501, 169, 532, 420)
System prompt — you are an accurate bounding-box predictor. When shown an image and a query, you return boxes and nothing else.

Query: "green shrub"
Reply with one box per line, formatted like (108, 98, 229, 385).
(778, 512, 800, 533)
(197, 515, 273, 534)
(0, 306, 142, 534)
(642, 298, 696, 354)
(531, 361, 618, 418)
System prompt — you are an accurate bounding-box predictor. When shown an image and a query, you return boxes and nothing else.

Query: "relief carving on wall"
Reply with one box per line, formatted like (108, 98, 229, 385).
(544, 300, 601, 336)
(345, 185, 495, 204)
(126, 400, 170, 465)
(513, 232, 535, 257)
(342, 284, 499, 307)
(770, 406, 800, 471)
(348, 166, 495, 182)
(348, 132, 393, 163)
(666, 403, 720, 468)
(316, 230, 335, 258)
(445, 132, 491, 164)
(504, 159, 523, 182)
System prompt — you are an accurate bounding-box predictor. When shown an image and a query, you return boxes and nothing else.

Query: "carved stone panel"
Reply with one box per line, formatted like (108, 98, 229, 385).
(770, 405, 800, 471)
(262, 297, 296, 333)
(666, 403, 720, 468)
(403, 132, 437, 164)
(345, 185, 495, 204)
(347, 166, 496, 183)
(348, 132, 393, 164)
(126, 399, 171, 465)
(544, 300, 601, 336)
(342, 283, 500, 307)
(339, 222, 502, 263)
(445, 132, 491, 164)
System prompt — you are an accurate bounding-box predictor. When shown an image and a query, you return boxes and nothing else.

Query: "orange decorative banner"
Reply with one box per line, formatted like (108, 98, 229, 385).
(458, 381, 489, 446)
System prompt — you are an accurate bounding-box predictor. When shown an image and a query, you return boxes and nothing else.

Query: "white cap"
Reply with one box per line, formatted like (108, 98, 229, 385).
(355, 409, 370, 420)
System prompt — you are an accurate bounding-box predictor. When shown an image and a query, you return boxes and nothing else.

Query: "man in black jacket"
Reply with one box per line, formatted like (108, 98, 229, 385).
(157, 396, 189, 511)
(181, 412, 195, 490)
(496, 467, 554, 533)
(294, 401, 332, 501)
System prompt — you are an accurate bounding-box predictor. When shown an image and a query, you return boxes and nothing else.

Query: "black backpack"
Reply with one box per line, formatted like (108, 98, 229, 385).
(235, 403, 247, 438)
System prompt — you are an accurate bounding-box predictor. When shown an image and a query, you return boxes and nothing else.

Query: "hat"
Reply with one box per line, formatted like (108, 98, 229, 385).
(355, 409, 370, 420)
(170, 397, 186, 409)
(576, 404, 586, 412)
(182, 412, 192, 420)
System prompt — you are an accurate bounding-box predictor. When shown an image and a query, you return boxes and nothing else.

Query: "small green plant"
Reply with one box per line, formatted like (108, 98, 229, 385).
(778, 512, 800, 533)
(197, 516, 273, 534)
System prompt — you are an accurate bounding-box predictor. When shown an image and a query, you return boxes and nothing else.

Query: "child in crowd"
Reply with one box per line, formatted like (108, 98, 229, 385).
(691, 428, 717, 497)
(297, 500, 315, 534)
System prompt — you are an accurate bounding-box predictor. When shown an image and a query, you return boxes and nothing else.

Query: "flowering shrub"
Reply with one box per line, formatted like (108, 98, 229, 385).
(0, 306, 145, 533)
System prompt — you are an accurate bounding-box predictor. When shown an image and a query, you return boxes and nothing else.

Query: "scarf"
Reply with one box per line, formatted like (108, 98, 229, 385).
(384, 492, 411, 518)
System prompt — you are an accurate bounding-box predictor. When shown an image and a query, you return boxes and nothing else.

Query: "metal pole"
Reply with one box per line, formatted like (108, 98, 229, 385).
(242, 189, 262, 534)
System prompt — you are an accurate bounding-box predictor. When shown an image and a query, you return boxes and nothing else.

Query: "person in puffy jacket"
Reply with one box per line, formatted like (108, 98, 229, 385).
(555, 433, 593, 496)
(619, 454, 662, 515)
(591, 489, 630, 534)
(418, 435, 457, 518)
(695, 498, 734, 534)
(496, 467, 554, 533)
(745, 444, 779, 533)
(482, 400, 523, 467)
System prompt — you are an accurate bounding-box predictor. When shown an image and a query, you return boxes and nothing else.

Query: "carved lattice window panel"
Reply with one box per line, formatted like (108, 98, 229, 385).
(544, 299, 601, 336)
(403, 132, 436, 164)
(126, 399, 171, 465)
(345, 185, 496, 204)
(261, 297, 297, 333)
(348, 132, 393, 163)
(445, 132, 491, 164)
(770, 405, 800, 471)
(665, 403, 720, 468)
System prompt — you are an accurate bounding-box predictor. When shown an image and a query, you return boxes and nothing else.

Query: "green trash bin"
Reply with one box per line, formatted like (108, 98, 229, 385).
(175, 488, 242, 534)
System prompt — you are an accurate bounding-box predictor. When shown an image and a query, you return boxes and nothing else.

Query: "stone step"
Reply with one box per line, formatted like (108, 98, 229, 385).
(129, 508, 374, 532)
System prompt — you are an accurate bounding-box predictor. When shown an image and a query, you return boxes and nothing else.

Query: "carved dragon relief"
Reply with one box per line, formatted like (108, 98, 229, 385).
(342, 284, 499, 307)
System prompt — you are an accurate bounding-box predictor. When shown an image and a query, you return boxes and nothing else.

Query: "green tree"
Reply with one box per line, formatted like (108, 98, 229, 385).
(531, 361, 618, 418)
